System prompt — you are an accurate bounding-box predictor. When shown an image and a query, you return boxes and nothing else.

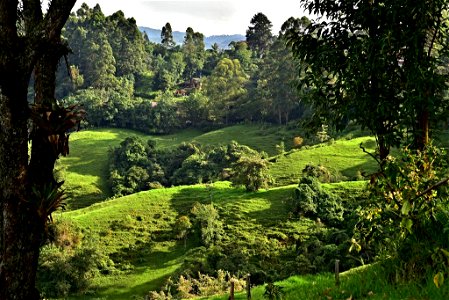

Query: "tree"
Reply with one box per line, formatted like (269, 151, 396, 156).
(161, 22, 175, 49)
(183, 27, 206, 79)
(246, 13, 273, 58)
(256, 37, 302, 125)
(284, 0, 449, 159)
(204, 58, 249, 124)
(0, 1, 80, 299)
(231, 155, 272, 192)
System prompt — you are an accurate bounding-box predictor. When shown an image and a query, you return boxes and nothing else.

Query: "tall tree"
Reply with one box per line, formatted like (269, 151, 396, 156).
(0, 1, 81, 298)
(204, 58, 249, 124)
(246, 12, 273, 58)
(284, 0, 449, 159)
(256, 38, 302, 125)
(161, 22, 175, 49)
(183, 27, 206, 79)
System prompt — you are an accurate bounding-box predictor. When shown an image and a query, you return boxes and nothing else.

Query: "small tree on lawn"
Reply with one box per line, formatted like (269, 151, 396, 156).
(231, 155, 272, 192)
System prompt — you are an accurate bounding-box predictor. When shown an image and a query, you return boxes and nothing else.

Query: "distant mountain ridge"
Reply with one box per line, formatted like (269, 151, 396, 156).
(139, 26, 245, 49)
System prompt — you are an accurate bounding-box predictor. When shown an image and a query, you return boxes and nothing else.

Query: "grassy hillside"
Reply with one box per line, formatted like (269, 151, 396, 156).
(58, 126, 375, 208)
(202, 263, 449, 299)
(61, 182, 309, 299)
(58, 125, 297, 208)
(270, 137, 378, 186)
(57, 128, 201, 209)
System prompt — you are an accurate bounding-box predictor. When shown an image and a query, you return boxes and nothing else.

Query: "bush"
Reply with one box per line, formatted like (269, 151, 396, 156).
(147, 270, 245, 299)
(191, 203, 225, 247)
(293, 136, 304, 148)
(293, 177, 344, 226)
(230, 154, 272, 192)
(302, 163, 345, 183)
(264, 282, 285, 300)
(109, 139, 268, 196)
(37, 244, 100, 298)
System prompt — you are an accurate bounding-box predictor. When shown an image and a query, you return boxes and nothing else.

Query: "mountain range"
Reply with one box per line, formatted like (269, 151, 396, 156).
(139, 26, 245, 49)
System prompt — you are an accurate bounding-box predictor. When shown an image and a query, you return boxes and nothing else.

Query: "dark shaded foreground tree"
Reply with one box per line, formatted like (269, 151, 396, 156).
(0, 0, 80, 299)
(284, 0, 449, 159)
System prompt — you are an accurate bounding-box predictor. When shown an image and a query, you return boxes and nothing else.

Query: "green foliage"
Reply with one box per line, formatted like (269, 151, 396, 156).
(284, 0, 449, 158)
(294, 177, 344, 226)
(183, 27, 206, 79)
(148, 270, 246, 299)
(191, 203, 225, 247)
(263, 282, 285, 300)
(302, 164, 345, 183)
(231, 154, 272, 192)
(109, 137, 268, 196)
(246, 13, 273, 58)
(37, 221, 110, 298)
(354, 144, 449, 282)
(173, 215, 192, 240)
(204, 58, 249, 124)
(161, 22, 175, 49)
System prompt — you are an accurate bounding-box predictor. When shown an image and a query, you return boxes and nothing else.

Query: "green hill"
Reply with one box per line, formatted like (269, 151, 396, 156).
(57, 128, 201, 209)
(270, 137, 378, 186)
(58, 126, 376, 209)
(52, 125, 422, 300)
(60, 182, 307, 299)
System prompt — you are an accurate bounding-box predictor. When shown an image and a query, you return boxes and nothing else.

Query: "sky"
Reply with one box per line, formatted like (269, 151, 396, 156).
(70, 0, 309, 36)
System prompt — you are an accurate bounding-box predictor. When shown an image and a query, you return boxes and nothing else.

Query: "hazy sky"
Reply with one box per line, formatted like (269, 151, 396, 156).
(71, 0, 308, 36)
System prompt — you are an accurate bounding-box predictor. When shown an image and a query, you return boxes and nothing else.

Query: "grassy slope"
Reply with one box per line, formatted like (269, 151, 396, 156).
(203, 263, 449, 300)
(58, 128, 201, 209)
(270, 137, 378, 186)
(59, 126, 375, 208)
(62, 182, 310, 299)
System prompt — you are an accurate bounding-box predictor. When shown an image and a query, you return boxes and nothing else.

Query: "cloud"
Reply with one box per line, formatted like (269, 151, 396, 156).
(143, 1, 237, 22)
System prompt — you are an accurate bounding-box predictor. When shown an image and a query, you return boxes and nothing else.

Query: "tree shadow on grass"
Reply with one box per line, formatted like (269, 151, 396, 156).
(92, 241, 187, 299)
(169, 183, 295, 230)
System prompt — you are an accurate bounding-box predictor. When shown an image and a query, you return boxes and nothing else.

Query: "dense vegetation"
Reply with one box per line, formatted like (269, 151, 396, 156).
(108, 137, 270, 195)
(54, 4, 309, 136)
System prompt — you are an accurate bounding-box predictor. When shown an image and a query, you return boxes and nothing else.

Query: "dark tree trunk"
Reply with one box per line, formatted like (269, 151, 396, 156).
(0, 1, 77, 298)
(414, 106, 430, 151)
(0, 76, 44, 300)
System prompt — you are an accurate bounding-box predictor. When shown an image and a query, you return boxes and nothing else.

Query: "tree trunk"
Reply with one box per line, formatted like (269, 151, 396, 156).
(415, 108, 429, 151)
(0, 78, 44, 300)
(377, 135, 390, 162)
(0, 1, 77, 298)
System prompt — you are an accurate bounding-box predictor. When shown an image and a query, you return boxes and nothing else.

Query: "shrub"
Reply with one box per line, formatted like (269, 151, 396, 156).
(264, 282, 285, 300)
(292, 136, 304, 148)
(173, 216, 192, 248)
(302, 163, 345, 183)
(148, 271, 245, 299)
(109, 140, 267, 196)
(293, 177, 344, 226)
(354, 145, 449, 283)
(191, 203, 225, 247)
(230, 155, 272, 192)
(37, 245, 100, 298)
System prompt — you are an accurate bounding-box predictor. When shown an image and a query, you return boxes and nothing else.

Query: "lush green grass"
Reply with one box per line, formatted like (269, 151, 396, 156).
(62, 181, 311, 299)
(202, 263, 449, 300)
(269, 137, 378, 186)
(191, 124, 295, 155)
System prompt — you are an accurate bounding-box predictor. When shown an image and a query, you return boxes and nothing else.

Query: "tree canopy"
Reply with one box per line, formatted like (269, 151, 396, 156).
(284, 0, 449, 159)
